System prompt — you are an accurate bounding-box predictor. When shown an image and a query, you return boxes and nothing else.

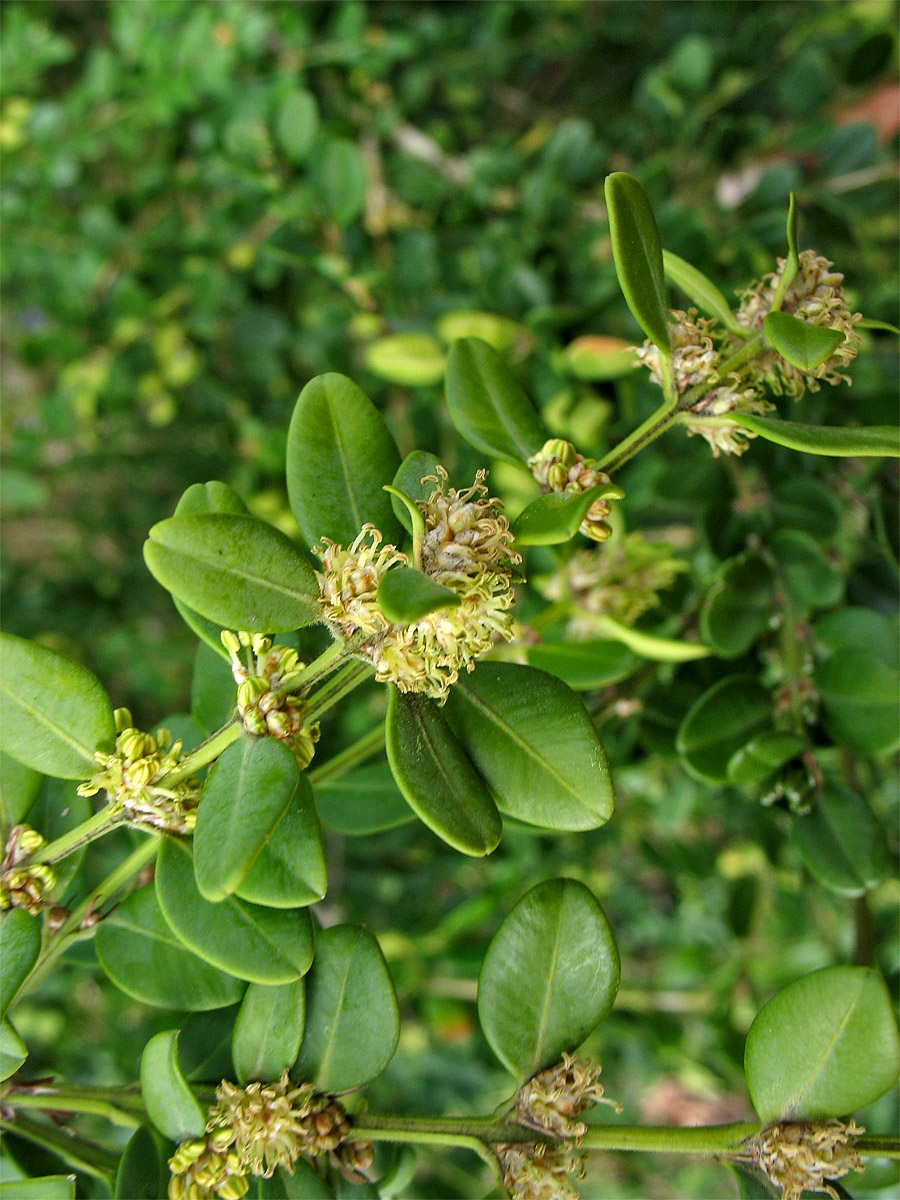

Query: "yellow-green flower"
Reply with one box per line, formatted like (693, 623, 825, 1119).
(221, 632, 319, 767)
(741, 1119, 865, 1200)
(527, 439, 618, 541)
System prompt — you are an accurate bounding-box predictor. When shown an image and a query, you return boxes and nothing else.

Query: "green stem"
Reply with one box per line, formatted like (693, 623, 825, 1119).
(307, 723, 386, 786)
(0, 1113, 119, 1180)
(305, 660, 372, 721)
(293, 632, 369, 691)
(5, 1085, 145, 1128)
(30, 805, 128, 866)
(597, 397, 679, 475)
(165, 718, 242, 784)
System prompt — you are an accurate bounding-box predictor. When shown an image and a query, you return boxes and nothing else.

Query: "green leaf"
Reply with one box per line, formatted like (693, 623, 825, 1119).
(140, 1030, 206, 1142)
(676, 676, 772, 783)
(771, 477, 841, 540)
(436, 310, 524, 352)
(114, 1125, 169, 1200)
(179, 1005, 241, 1084)
(763, 311, 845, 372)
(700, 552, 775, 659)
(0, 633, 115, 780)
(558, 335, 637, 381)
(745, 966, 900, 1120)
(793, 783, 888, 897)
(727, 731, 804, 786)
(275, 90, 319, 163)
(292, 925, 400, 1093)
(1, 909, 41, 1017)
(311, 138, 367, 227)
(524, 640, 635, 691)
(0, 1018, 27, 1080)
(155, 838, 314, 984)
(377, 567, 460, 623)
(857, 316, 900, 334)
(662, 250, 741, 332)
(0, 752, 43, 832)
(144, 515, 320, 634)
(477, 878, 619, 1080)
(385, 689, 502, 856)
(730, 413, 900, 457)
(286, 373, 402, 549)
(314, 762, 414, 835)
(443, 662, 614, 831)
(235, 774, 327, 909)
(815, 647, 900, 755)
(365, 334, 446, 386)
(785, 192, 800, 281)
(255, 1160, 334, 1198)
(389, 451, 443, 534)
(3, 1177, 76, 1200)
(815, 607, 898, 665)
(95, 884, 245, 1010)
(191, 641, 237, 735)
(604, 172, 670, 355)
(770, 529, 843, 612)
(512, 483, 625, 546)
(444, 337, 545, 465)
(584, 614, 709, 663)
(25, 778, 92, 899)
(232, 980, 306, 1084)
(194, 736, 299, 902)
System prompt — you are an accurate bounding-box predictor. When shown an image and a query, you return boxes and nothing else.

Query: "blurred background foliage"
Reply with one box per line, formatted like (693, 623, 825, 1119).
(1, 2, 898, 1197)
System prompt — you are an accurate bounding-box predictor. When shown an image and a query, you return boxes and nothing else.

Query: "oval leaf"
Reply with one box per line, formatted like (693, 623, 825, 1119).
(745, 966, 900, 1120)
(444, 337, 545, 465)
(524, 640, 635, 691)
(676, 676, 772, 783)
(604, 172, 670, 355)
(763, 311, 846, 372)
(512, 483, 624, 546)
(477, 878, 620, 1080)
(1, 752, 44, 830)
(140, 1030, 206, 1142)
(770, 529, 843, 612)
(377, 567, 460, 624)
(558, 335, 637, 381)
(235, 774, 327, 909)
(311, 138, 367, 227)
(662, 250, 741, 332)
(292, 925, 400, 1093)
(286, 373, 402, 549)
(232, 980, 306, 1084)
(114, 1125, 169, 1200)
(314, 762, 414, 835)
(700, 553, 775, 659)
(275, 90, 319, 163)
(436, 310, 524, 352)
(1, 909, 41, 1018)
(385, 689, 502, 856)
(155, 838, 314, 984)
(793, 783, 888, 897)
(144, 515, 320, 634)
(194, 736, 299, 902)
(730, 413, 900, 457)
(365, 333, 446, 386)
(444, 662, 614, 830)
(95, 885, 245, 1011)
(727, 731, 803, 786)
(0, 633, 115, 779)
(0, 1018, 28, 1081)
(815, 647, 900, 756)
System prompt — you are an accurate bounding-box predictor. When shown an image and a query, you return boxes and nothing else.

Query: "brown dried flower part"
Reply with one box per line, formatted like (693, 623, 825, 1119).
(221, 632, 320, 768)
(740, 1119, 865, 1200)
(78, 708, 201, 834)
(515, 1053, 621, 1140)
(494, 1141, 585, 1200)
(168, 1130, 248, 1200)
(734, 250, 862, 398)
(527, 439, 618, 541)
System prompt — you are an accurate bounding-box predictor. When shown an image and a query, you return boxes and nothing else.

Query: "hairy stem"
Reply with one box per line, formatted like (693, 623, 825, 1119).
(293, 631, 369, 691)
(29, 805, 128, 866)
(305, 659, 372, 721)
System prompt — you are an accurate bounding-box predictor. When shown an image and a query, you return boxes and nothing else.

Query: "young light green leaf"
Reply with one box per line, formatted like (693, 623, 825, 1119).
(558, 335, 636, 381)
(140, 1030, 206, 1142)
(727, 731, 803, 786)
(385, 688, 502, 857)
(364, 333, 446, 386)
(592, 614, 709, 662)
(436, 310, 524, 351)
(95, 885, 245, 1011)
(676, 676, 772, 783)
(444, 337, 546, 465)
(275, 90, 319, 163)
(793, 783, 888, 897)
(0, 1017, 27, 1081)
(292, 925, 400, 1093)
(1, 909, 42, 1018)
(604, 172, 670, 355)
(155, 838, 314, 984)
(194, 736, 299, 902)
(763, 311, 845, 372)
(377, 567, 460, 624)
(286, 373, 402, 549)
(314, 761, 414, 836)
(0, 633, 115, 780)
(389, 451, 444, 534)
(857, 316, 900, 334)
(235, 774, 327, 909)
(144, 515, 320, 634)
(524, 640, 635, 691)
(478, 878, 620, 1080)
(232, 980, 305, 1084)
(4, 1177, 77, 1200)
(700, 552, 775, 658)
(815, 647, 900, 756)
(730, 413, 900, 457)
(444, 663, 614, 831)
(662, 250, 741, 332)
(512, 483, 625, 546)
(745, 966, 900, 1121)
(114, 1125, 169, 1200)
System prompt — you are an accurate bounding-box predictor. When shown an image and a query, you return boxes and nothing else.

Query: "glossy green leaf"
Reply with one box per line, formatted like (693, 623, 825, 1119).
(604, 172, 670, 355)
(512, 482, 624, 545)
(770, 529, 843, 612)
(676, 676, 772, 783)
(389, 451, 443, 534)
(763, 311, 847, 372)
(478, 878, 619, 1080)
(232, 980, 305, 1084)
(444, 662, 614, 831)
(311, 138, 367, 227)
(292, 924, 400, 1093)
(255, 1159, 334, 1198)
(793, 783, 888, 897)
(444, 337, 545, 465)
(730, 1164, 779, 1200)
(524, 640, 635, 691)
(156, 838, 314, 984)
(95, 885, 245, 1010)
(814, 607, 898, 665)
(727, 731, 803, 785)
(745, 966, 900, 1120)
(385, 689, 501, 856)
(815, 647, 900, 755)
(0, 1018, 27, 1080)
(662, 250, 741, 332)
(140, 1030, 206, 1142)
(3, 1177, 77, 1200)
(179, 1005, 241, 1083)
(114, 1125, 169, 1200)
(286, 373, 402, 549)
(592, 615, 709, 662)
(730, 413, 900, 457)
(0, 752, 42, 832)
(364, 333, 446, 386)
(275, 90, 319, 163)
(194, 736, 299, 902)
(235, 774, 327, 909)
(190, 641, 237, 735)
(0, 633, 115, 779)
(314, 762, 414, 835)
(1, 909, 41, 1018)
(377, 567, 460, 623)
(700, 552, 775, 658)
(144, 514, 320, 634)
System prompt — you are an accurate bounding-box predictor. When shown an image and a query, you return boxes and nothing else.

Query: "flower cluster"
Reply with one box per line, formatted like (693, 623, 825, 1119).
(316, 469, 520, 702)
(221, 632, 319, 767)
(527, 439, 618, 541)
(493, 1141, 585, 1200)
(0, 825, 55, 915)
(78, 708, 200, 834)
(515, 1054, 621, 1139)
(168, 1130, 247, 1200)
(741, 1120, 865, 1200)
